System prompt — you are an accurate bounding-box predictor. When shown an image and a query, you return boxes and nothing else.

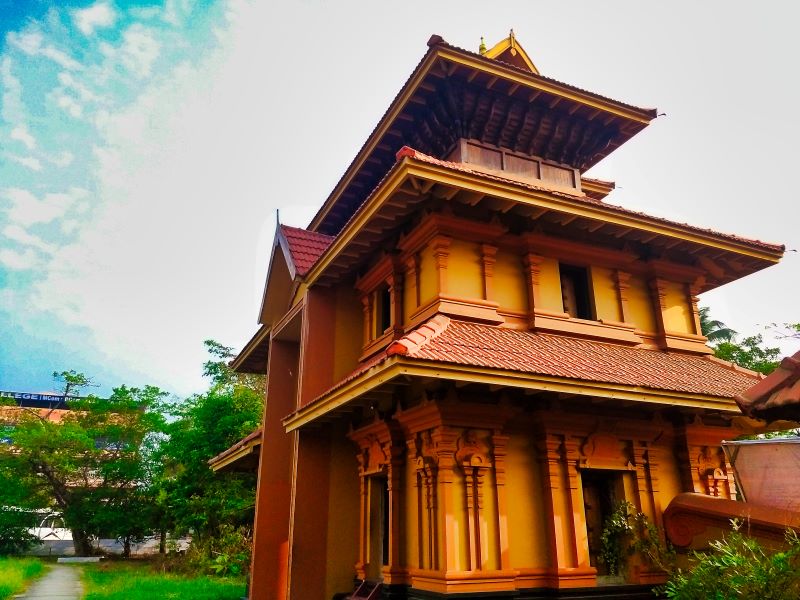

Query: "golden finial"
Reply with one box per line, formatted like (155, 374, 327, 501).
(479, 36, 486, 55)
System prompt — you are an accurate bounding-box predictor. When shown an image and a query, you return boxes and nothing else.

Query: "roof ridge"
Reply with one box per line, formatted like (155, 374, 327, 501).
(703, 354, 763, 379)
(387, 315, 451, 356)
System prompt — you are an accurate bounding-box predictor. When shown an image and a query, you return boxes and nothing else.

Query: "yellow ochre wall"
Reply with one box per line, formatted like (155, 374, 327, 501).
(493, 250, 528, 314)
(333, 286, 363, 382)
(590, 267, 621, 322)
(536, 257, 563, 313)
(418, 245, 438, 307)
(662, 281, 694, 334)
(446, 240, 484, 301)
(505, 432, 550, 569)
(626, 275, 657, 334)
(325, 424, 361, 599)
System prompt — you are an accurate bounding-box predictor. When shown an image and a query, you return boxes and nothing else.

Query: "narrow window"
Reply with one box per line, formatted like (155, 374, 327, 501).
(374, 284, 392, 337)
(560, 264, 593, 320)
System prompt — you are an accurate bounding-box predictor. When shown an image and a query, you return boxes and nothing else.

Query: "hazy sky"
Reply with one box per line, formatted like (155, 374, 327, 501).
(1, 0, 798, 397)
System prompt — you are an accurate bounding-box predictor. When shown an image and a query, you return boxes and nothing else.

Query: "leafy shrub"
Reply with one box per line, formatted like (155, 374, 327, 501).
(664, 521, 800, 599)
(185, 525, 252, 577)
(0, 510, 38, 556)
(599, 501, 675, 577)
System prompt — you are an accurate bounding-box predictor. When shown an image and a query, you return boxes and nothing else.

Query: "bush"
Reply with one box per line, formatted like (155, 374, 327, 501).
(664, 521, 800, 599)
(0, 510, 38, 556)
(185, 525, 252, 577)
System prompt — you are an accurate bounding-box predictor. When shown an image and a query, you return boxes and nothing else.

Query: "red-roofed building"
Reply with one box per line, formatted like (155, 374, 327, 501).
(231, 32, 783, 600)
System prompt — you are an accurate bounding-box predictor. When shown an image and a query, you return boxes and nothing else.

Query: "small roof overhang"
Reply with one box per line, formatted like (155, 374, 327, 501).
(208, 428, 262, 473)
(736, 351, 800, 422)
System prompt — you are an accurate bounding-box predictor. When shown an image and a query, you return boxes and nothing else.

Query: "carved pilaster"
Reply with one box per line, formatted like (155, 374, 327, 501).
(614, 270, 631, 324)
(648, 278, 668, 340)
(492, 433, 511, 570)
(688, 280, 703, 337)
(360, 294, 373, 346)
(456, 429, 492, 571)
(524, 253, 544, 327)
(564, 438, 590, 569)
(480, 244, 498, 302)
(386, 272, 404, 338)
(404, 254, 420, 311)
(431, 235, 451, 296)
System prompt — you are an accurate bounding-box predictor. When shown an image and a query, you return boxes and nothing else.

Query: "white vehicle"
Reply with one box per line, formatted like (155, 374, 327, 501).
(29, 512, 72, 541)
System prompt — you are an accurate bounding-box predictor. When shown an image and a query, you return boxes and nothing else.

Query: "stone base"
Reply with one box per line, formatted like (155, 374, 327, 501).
(380, 584, 662, 600)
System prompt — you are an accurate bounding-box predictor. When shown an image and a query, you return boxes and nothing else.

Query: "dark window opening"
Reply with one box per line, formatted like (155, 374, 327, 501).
(375, 285, 392, 337)
(560, 264, 593, 320)
(581, 470, 624, 574)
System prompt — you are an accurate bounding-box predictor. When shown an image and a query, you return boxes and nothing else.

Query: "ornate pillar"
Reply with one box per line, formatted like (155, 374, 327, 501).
(492, 433, 511, 570)
(404, 254, 420, 313)
(648, 277, 668, 340)
(524, 253, 544, 327)
(480, 244, 497, 302)
(563, 438, 591, 570)
(614, 270, 632, 324)
(431, 235, 451, 296)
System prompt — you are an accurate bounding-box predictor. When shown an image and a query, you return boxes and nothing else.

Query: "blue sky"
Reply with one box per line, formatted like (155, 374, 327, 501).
(1, 1, 798, 398)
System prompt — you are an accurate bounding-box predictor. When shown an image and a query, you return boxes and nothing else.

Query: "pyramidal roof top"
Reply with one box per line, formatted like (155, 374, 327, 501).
(481, 29, 539, 74)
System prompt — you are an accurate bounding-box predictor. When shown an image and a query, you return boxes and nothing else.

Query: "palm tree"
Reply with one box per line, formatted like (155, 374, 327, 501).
(699, 306, 737, 343)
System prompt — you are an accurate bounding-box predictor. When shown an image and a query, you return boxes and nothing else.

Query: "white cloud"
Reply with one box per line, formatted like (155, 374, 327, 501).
(163, 0, 195, 26)
(3, 187, 86, 227)
(0, 58, 24, 124)
(0, 247, 39, 270)
(10, 125, 36, 150)
(73, 2, 117, 36)
(120, 25, 160, 78)
(60, 219, 80, 234)
(8, 155, 43, 171)
(50, 151, 75, 168)
(3, 224, 57, 254)
(56, 93, 83, 118)
(7, 30, 81, 70)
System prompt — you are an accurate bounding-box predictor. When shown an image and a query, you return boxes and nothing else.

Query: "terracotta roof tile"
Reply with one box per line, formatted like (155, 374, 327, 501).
(736, 351, 800, 421)
(331, 318, 760, 404)
(279, 225, 334, 277)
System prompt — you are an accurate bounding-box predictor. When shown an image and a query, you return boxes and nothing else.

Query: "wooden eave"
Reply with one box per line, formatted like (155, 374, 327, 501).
(581, 177, 616, 201)
(282, 356, 742, 432)
(208, 429, 262, 473)
(230, 324, 271, 374)
(304, 154, 783, 294)
(308, 35, 658, 237)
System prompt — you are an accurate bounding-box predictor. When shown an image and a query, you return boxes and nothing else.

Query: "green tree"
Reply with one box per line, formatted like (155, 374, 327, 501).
(699, 306, 737, 343)
(156, 341, 263, 543)
(714, 334, 781, 375)
(699, 308, 782, 375)
(0, 377, 168, 556)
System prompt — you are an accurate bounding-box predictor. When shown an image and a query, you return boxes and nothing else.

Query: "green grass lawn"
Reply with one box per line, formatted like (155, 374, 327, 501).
(0, 557, 45, 600)
(82, 561, 246, 600)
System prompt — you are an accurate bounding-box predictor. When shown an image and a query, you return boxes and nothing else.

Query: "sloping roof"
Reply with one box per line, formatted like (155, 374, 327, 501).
(380, 316, 761, 398)
(208, 427, 262, 473)
(396, 147, 784, 254)
(308, 33, 657, 236)
(279, 225, 334, 277)
(736, 351, 800, 421)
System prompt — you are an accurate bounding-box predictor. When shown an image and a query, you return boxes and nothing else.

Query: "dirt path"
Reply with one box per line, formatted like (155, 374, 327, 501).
(14, 564, 83, 599)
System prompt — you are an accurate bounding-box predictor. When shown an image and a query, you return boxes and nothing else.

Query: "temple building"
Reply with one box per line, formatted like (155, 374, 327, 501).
(231, 32, 785, 599)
